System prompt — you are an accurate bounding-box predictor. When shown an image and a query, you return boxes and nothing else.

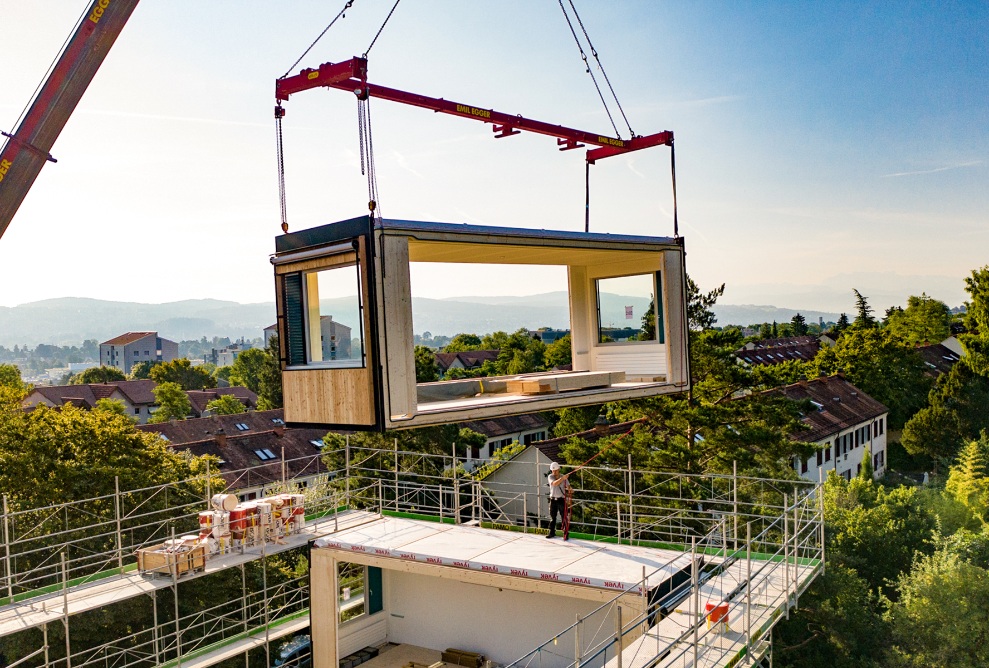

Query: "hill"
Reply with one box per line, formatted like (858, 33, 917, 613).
(0, 295, 839, 347)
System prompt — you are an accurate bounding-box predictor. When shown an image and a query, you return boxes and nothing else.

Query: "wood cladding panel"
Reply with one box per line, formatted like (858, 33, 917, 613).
(282, 367, 375, 426)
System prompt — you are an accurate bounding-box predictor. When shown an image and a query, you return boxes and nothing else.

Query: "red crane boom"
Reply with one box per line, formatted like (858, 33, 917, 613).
(275, 57, 673, 164)
(0, 0, 140, 241)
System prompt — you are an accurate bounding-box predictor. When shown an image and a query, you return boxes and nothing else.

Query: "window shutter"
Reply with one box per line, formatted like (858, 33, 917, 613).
(283, 273, 306, 365)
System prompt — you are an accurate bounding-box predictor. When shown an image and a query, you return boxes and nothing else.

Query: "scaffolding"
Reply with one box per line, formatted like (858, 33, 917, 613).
(0, 442, 823, 668)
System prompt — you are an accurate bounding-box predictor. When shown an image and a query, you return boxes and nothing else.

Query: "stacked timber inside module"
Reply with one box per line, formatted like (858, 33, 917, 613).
(272, 216, 691, 431)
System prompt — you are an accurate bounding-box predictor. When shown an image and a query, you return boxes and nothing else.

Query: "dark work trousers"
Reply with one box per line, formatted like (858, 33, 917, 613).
(548, 497, 566, 536)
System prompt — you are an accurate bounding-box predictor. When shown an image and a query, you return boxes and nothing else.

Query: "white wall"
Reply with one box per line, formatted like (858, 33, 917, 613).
(384, 569, 612, 667)
(482, 448, 552, 523)
(796, 413, 888, 482)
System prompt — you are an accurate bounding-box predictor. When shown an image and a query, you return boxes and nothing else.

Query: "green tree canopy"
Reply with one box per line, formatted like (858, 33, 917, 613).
(149, 358, 216, 390)
(228, 348, 268, 393)
(886, 549, 989, 668)
(963, 265, 989, 335)
(902, 363, 989, 467)
(687, 277, 725, 330)
(885, 293, 952, 345)
(544, 333, 572, 369)
(443, 333, 483, 353)
(128, 360, 160, 380)
(0, 363, 26, 391)
(852, 289, 877, 328)
(790, 312, 809, 336)
(944, 433, 989, 522)
(256, 335, 283, 410)
(808, 327, 932, 429)
(93, 398, 133, 420)
(71, 365, 126, 385)
(205, 394, 247, 415)
(414, 345, 438, 383)
(148, 381, 191, 423)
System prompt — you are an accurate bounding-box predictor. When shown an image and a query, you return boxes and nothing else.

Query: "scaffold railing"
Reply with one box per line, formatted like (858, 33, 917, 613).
(1, 440, 823, 668)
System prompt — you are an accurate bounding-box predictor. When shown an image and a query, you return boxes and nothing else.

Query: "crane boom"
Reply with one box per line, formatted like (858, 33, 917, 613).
(0, 0, 140, 241)
(276, 57, 673, 164)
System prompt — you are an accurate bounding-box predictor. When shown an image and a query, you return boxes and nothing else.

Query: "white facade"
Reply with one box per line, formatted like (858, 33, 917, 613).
(795, 413, 888, 482)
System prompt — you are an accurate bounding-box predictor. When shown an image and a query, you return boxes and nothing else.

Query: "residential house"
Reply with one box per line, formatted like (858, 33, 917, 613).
(916, 342, 961, 377)
(734, 335, 829, 367)
(23, 380, 258, 423)
(210, 342, 253, 368)
(138, 409, 333, 499)
(100, 332, 178, 374)
(780, 375, 889, 481)
(187, 387, 258, 417)
(433, 350, 499, 376)
(459, 413, 551, 462)
(23, 379, 158, 423)
(481, 418, 646, 522)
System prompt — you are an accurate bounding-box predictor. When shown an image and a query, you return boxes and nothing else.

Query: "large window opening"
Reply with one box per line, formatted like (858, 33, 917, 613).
(408, 262, 570, 381)
(595, 273, 663, 344)
(283, 259, 366, 368)
(338, 562, 383, 623)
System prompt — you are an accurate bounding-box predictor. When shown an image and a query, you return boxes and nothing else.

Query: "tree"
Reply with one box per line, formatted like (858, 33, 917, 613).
(149, 358, 215, 390)
(0, 363, 26, 391)
(902, 364, 989, 467)
(822, 473, 936, 595)
(128, 360, 160, 380)
(256, 335, 283, 410)
(205, 394, 247, 415)
(71, 365, 126, 384)
(229, 348, 268, 393)
(553, 405, 602, 438)
(686, 277, 725, 330)
(93, 398, 135, 421)
(543, 333, 572, 369)
(790, 313, 809, 336)
(443, 333, 482, 353)
(885, 293, 952, 345)
(886, 549, 989, 668)
(414, 345, 438, 383)
(859, 446, 874, 480)
(808, 327, 932, 429)
(832, 313, 850, 335)
(758, 322, 773, 339)
(963, 265, 989, 335)
(148, 381, 191, 423)
(944, 433, 989, 521)
(852, 289, 877, 328)
(493, 329, 545, 375)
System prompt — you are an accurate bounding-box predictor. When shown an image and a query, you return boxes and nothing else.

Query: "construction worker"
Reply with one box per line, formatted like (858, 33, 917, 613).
(546, 461, 571, 539)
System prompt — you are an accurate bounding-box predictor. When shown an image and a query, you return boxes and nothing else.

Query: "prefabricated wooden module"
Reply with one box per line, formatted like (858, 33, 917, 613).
(272, 216, 690, 430)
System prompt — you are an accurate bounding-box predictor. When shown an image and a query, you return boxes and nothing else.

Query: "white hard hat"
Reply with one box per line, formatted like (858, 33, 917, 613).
(550, 462, 561, 471)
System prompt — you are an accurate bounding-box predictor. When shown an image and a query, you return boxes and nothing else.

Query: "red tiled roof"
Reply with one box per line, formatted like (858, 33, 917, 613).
(186, 387, 259, 415)
(101, 332, 156, 346)
(775, 375, 888, 442)
(528, 419, 648, 463)
(26, 380, 157, 408)
(735, 342, 821, 366)
(916, 343, 960, 376)
(461, 413, 551, 439)
(434, 350, 500, 372)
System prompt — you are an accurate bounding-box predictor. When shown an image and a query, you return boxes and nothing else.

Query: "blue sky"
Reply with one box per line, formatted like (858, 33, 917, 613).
(1, 1, 986, 314)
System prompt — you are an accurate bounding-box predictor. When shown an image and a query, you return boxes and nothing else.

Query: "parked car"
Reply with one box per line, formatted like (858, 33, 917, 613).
(272, 634, 311, 668)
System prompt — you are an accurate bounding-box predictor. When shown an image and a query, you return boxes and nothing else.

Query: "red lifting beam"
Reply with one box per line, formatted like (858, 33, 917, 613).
(275, 57, 672, 164)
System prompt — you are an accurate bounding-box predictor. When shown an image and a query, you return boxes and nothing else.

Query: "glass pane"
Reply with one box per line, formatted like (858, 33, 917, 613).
(304, 264, 365, 366)
(338, 562, 366, 623)
(596, 274, 657, 343)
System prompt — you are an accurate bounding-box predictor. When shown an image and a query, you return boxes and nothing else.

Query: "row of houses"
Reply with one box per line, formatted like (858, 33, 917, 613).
(23, 379, 257, 423)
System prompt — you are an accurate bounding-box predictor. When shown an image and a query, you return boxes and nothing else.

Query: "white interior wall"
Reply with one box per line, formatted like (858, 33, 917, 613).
(384, 569, 613, 667)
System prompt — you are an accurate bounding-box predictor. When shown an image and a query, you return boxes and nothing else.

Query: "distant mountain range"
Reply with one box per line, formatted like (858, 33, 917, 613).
(0, 295, 841, 347)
